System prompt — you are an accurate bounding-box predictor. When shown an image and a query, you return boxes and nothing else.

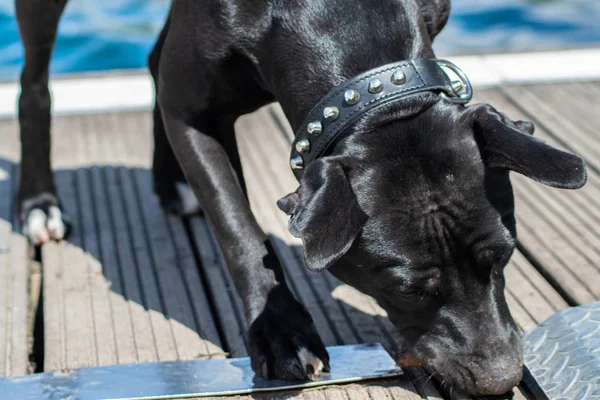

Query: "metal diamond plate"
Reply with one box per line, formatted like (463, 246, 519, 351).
(524, 302, 600, 400)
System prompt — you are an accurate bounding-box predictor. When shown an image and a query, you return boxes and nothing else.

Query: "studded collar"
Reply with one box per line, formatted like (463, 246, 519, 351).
(289, 59, 473, 179)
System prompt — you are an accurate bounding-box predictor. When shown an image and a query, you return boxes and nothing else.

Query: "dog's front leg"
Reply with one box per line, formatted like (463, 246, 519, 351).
(15, 0, 71, 244)
(162, 115, 329, 380)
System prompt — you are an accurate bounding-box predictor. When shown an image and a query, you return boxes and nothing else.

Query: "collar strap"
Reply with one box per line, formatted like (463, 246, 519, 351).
(289, 59, 473, 178)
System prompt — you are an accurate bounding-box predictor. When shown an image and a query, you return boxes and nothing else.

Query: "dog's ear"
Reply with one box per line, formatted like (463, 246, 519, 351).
(471, 104, 587, 189)
(277, 158, 367, 273)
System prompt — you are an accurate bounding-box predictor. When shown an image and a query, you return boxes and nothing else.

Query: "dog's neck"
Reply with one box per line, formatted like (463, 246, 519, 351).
(254, 1, 435, 132)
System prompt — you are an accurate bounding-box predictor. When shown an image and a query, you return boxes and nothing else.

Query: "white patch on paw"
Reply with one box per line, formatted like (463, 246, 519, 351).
(297, 347, 324, 380)
(175, 182, 201, 215)
(47, 206, 66, 240)
(25, 209, 49, 245)
(24, 207, 66, 245)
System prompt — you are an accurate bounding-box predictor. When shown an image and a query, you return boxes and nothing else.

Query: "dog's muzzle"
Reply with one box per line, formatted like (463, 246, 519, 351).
(289, 59, 473, 177)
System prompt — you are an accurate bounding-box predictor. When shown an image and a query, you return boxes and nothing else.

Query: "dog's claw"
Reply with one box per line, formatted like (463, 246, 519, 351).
(246, 300, 329, 382)
(298, 346, 324, 380)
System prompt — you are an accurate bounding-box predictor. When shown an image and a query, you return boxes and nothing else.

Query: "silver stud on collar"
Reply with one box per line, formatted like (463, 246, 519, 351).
(391, 70, 406, 85)
(344, 89, 360, 105)
(295, 139, 311, 153)
(307, 121, 323, 136)
(368, 78, 384, 94)
(323, 106, 340, 121)
(290, 156, 304, 170)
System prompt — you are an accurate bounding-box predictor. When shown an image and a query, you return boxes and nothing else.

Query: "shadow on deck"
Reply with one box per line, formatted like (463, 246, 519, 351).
(1, 80, 599, 399)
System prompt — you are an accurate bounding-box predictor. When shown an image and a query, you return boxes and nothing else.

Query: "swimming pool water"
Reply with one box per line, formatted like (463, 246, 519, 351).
(0, 0, 598, 80)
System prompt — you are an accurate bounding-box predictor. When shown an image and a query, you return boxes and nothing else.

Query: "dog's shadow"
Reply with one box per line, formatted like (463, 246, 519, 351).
(0, 156, 431, 399)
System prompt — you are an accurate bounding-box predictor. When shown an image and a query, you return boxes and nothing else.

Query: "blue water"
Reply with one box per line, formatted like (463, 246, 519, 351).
(0, 0, 599, 80)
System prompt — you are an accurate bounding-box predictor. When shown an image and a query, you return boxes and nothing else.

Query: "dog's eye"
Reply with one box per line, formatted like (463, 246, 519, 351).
(470, 232, 515, 269)
(476, 246, 513, 269)
(384, 285, 430, 301)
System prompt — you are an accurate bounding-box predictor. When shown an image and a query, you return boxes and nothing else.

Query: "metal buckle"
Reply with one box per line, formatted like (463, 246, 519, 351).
(435, 59, 473, 103)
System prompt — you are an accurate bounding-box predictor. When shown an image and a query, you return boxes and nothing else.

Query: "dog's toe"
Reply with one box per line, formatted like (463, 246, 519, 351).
(246, 299, 329, 382)
(46, 206, 66, 240)
(25, 209, 50, 245)
(23, 206, 69, 245)
(297, 346, 325, 380)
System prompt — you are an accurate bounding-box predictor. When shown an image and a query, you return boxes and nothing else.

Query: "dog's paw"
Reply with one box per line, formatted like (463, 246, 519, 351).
(246, 300, 330, 381)
(174, 182, 201, 215)
(156, 182, 202, 216)
(20, 195, 71, 245)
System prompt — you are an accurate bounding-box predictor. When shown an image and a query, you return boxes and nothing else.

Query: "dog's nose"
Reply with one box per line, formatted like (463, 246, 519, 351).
(475, 364, 523, 395)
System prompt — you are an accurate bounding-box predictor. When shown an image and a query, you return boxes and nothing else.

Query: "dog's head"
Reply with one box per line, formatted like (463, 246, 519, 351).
(278, 95, 587, 395)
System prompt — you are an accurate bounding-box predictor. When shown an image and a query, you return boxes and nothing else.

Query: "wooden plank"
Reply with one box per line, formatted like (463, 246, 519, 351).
(42, 242, 67, 371)
(187, 217, 248, 357)
(502, 83, 600, 172)
(44, 114, 117, 369)
(104, 166, 159, 363)
(505, 253, 566, 329)
(74, 137, 119, 368)
(514, 177, 600, 257)
(0, 167, 11, 376)
(60, 243, 97, 369)
(116, 166, 179, 362)
(102, 117, 183, 363)
(0, 231, 29, 377)
(515, 188, 600, 297)
(132, 167, 223, 360)
(0, 247, 8, 376)
(66, 115, 129, 369)
(505, 290, 537, 333)
(88, 112, 161, 364)
(86, 115, 139, 365)
(513, 184, 600, 288)
(515, 219, 595, 304)
(516, 182, 600, 260)
(365, 377, 424, 400)
(507, 252, 568, 318)
(166, 214, 225, 358)
(0, 133, 29, 376)
(41, 112, 225, 372)
(108, 112, 179, 362)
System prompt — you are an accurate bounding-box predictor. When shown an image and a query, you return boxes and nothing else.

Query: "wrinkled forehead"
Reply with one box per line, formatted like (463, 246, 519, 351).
(351, 146, 486, 219)
(358, 214, 444, 266)
(357, 196, 514, 272)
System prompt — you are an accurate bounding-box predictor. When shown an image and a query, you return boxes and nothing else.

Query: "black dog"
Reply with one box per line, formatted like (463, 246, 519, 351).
(16, 0, 586, 395)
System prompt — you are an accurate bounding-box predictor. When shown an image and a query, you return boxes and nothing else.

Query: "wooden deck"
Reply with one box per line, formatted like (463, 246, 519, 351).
(0, 80, 598, 399)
